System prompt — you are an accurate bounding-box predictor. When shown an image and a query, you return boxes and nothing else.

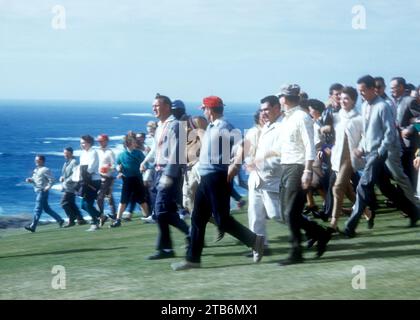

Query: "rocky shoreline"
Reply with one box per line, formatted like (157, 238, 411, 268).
(0, 214, 34, 229)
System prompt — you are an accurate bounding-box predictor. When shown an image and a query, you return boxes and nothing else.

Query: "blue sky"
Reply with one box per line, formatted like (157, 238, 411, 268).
(0, 0, 419, 103)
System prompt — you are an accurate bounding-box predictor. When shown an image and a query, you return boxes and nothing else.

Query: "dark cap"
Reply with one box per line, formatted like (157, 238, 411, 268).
(171, 100, 186, 110)
(277, 84, 301, 98)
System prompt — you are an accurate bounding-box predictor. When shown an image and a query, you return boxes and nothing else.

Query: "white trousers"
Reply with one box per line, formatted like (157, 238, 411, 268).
(182, 163, 201, 213)
(247, 185, 282, 246)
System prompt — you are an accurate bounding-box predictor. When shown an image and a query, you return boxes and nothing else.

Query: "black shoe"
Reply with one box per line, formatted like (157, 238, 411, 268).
(99, 215, 108, 227)
(312, 210, 329, 222)
(147, 250, 175, 260)
(367, 211, 375, 229)
(316, 229, 332, 258)
(24, 225, 35, 233)
(278, 255, 304, 266)
(77, 219, 87, 225)
(307, 238, 317, 249)
(409, 215, 419, 228)
(63, 221, 76, 228)
(109, 220, 121, 228)
(344, 228, 356, 238)
(107, 213, 117, 220)
(214, 230, 225, 243)
(58, 220, 65, 228)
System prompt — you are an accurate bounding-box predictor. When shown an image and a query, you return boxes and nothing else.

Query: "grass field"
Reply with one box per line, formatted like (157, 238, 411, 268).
(1, 204, 419, 300)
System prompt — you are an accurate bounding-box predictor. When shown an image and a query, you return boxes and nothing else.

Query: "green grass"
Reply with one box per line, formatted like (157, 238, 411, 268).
(1, 205, 419, 300)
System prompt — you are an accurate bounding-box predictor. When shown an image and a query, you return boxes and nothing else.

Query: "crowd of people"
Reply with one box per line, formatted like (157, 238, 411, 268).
(24, 75, 420, 269)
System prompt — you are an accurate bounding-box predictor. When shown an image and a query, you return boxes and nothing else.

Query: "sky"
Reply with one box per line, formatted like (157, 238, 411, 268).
(0, 0, 419, 103)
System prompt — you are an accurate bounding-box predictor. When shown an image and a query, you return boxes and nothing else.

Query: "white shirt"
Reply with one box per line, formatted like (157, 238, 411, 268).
(97, 147, 116, 177)
(80, 148, 100, 181)
(249, 117, 283, 191)
(279, 106, 315, 165)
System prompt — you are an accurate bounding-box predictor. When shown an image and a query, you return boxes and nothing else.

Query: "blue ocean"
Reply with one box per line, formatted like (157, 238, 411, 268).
(0, 100, 255, 218)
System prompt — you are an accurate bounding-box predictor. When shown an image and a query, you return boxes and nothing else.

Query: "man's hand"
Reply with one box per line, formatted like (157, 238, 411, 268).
(353, 148, 364, 159)
(25, 178, 33, 183)
(140, 162, 146, 173)
(59, 176, 64, 183)
(158, 175, 173, 189)
(401, 128, 412, 139)
(301, 171, 312, 190)
(227, 164, 239, 183)
(414, 157, 420, 170)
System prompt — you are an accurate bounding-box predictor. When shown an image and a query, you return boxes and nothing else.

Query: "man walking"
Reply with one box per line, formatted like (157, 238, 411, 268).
(277, 85, 332, 265)
(171, 96, 265, 271)
(345, 75, 419, 237)
(24, 155, 64, 232)
(145, 94, 190, 260)
(60, 147, 86, 227)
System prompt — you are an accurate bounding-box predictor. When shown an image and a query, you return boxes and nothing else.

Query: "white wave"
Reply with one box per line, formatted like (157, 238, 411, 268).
(108, 135, 125, 141)
(30, 150, 82, 157)
(43, 137, 81, 141)
(43, 141, 52, 144)
(112, 117, 120, 119)
(121, 113, 154, 117)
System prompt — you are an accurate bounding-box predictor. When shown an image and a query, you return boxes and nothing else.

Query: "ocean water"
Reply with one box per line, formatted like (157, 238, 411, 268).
(0, 100, 256, 218)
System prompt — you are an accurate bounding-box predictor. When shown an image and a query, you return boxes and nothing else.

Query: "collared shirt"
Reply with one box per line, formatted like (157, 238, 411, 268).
(80, 148, 100, 181)
(279, 106, 315, 165)
(154, 115, 176, 167)
(198, 117, 242, 176)
(31, 166, 55, 192)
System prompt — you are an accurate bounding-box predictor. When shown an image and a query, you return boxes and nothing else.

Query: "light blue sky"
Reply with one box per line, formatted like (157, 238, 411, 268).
(1, 0, 419, 103)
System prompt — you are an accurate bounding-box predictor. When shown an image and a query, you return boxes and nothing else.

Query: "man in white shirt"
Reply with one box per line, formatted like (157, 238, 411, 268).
(96, 134, 116, 225)
(79, 135, 102, 231)
(277, 84, 332, 265)
(246, 95, 283, 257)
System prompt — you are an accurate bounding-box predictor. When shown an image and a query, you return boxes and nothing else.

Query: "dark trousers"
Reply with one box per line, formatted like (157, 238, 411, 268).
(187, 171, 256, 263)
(81, 180, 101, 225)
(280, 164, 326, 254)
(97, 177, 116, 215)
(61, 192, 83, 222)
(401, 148, 416, 188)
(346, 154, 385, 232)
(154, 171, 189, 251)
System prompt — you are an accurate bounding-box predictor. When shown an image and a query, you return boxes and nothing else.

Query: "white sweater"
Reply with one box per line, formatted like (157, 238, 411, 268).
(331, 108, 365, 172)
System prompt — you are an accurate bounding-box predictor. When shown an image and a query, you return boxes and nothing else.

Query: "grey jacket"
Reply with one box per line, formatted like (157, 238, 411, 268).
(30, 166, 55, 192)
(61, 158, 79, 193)
(359, 96, 400, 158)
(394, 95, 417, 149)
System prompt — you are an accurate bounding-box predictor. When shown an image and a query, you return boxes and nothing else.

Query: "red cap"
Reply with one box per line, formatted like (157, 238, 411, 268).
(97, 134, 109, 142)
(201, 96, 225, 109)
